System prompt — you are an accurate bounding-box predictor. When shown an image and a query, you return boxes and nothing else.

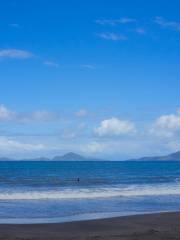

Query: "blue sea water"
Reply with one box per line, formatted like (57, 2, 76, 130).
(1, 160, 180, 223)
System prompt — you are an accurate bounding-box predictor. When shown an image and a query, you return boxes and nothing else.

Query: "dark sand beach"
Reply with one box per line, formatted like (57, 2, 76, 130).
(0, 212, 180, 240)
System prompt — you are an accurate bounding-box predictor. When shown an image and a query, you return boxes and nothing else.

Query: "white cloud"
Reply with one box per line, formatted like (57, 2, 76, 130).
(85, 141, 106, 154)
(0, 105, 15, 121)
(166, 140, 180, 152)
(97, 32, 127, 41)
(95, 117, 136, 137)
(80, 64, 95, 69)
(0, 49, 33, 59)
(0, 104, 60, 123)
(134, 28, 146, 35)
(151, 111, 180, 137)
(95, 18, 136, 26)
(28, 111, 59, 122)
(75, 109, 88, 117)
(44, 61, 59, 68)
(82, 138, 150, 160)
(154, 17, 180, 31)
(0, 137, 44, 152)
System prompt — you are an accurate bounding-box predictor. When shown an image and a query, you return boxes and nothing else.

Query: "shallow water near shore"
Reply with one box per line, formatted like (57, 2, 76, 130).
(1, 160, 180, 223)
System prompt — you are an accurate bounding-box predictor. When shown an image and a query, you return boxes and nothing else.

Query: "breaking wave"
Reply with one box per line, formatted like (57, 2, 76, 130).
(0, 183, 180, 200)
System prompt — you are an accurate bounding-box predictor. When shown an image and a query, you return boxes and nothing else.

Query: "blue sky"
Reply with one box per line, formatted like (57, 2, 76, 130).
(0, 0, 180, 159)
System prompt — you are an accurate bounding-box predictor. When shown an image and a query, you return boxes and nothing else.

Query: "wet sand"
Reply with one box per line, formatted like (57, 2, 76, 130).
(0, 212, 180, 239)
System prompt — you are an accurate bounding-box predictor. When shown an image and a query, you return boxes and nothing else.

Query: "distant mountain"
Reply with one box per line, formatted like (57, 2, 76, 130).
(53, 152, 86, 161)
(25, 157, 50, 161)
(135, 150, 180, 161)
(0, 152, 94, 161)
(0, 157, 11, 161)
(2, 150, 180, 161)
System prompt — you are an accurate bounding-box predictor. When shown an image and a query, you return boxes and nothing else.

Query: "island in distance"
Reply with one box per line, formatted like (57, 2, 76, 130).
(133, 150, 180, 161)
(0, 152, 101, 161)
(1, 151, 180, 161)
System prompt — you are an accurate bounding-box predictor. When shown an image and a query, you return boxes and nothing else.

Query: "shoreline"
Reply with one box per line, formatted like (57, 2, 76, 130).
(0, 211, 180, 239)
(0, 210, 176, 224)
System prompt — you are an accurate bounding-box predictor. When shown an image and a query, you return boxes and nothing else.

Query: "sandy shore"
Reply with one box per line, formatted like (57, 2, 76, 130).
(0, 212, 180, 239)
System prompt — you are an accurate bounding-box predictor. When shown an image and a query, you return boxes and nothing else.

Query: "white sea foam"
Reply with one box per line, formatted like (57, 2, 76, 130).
(0, 183, 180, 200)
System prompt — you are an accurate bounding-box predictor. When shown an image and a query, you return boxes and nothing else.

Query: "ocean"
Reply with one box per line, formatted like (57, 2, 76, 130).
(0, 160, 180, 223)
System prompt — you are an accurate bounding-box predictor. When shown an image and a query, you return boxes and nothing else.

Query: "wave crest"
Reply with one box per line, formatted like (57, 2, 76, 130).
(0, 183, 180, 200)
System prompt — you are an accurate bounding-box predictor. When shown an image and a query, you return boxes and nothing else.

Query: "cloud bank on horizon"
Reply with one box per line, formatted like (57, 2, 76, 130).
(0, 104, 180, 160)
(0, 0, 180, 159)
